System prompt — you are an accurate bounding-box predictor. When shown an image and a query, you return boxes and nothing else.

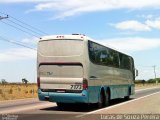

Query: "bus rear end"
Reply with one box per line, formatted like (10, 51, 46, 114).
(37, 35, 89, 106)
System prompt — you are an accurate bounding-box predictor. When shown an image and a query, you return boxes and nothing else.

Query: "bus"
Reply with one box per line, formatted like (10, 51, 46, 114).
(37, 34, 137, 108)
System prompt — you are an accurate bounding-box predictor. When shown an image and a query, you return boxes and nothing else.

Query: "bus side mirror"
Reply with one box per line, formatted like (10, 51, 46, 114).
(135, 69, 138, 77)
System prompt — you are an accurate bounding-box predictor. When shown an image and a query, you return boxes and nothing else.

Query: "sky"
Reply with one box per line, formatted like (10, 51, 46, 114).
(0, 0, 160, 83)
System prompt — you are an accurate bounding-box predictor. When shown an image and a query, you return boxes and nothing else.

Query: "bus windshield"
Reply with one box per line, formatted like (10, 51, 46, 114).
(38, 39, 83, 56)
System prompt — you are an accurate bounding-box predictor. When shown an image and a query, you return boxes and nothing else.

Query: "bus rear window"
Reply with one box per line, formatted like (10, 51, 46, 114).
(38, 39, 83, 56)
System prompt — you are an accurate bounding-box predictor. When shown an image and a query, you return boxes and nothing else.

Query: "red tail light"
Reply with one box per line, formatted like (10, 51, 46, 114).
(37, 77, 40, 88)
(83, 78, 88, 90)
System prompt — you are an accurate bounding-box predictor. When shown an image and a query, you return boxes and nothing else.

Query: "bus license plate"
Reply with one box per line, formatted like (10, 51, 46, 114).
(70, 84, 82, 90)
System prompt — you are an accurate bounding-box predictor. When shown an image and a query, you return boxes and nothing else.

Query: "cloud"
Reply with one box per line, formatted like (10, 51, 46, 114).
(0, 0, 52, 3)
(0, 48, 36, 62)
(112, 20, 151, 31)
(139, 14, 154, 19)
(112, 17, 160, 31)
(21, 37, 39, 45)
(32, 0, 160, 19)
(2, 0, 160, 19)
(99, 37, 160, 53)
(145, 18, 160, 29)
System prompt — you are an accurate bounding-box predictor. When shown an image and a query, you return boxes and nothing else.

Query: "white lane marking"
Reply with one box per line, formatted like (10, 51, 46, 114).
(135, 87, 159, 92)
(0, 102, 56, 114)
(76, 91, 160, 118)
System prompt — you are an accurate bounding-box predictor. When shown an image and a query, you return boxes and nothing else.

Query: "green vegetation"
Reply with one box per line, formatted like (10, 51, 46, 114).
(135, 78, 160, 84)
(0, 79, 8, 84)
(0, 78, 30, 85)
(22, 78, 29, 84)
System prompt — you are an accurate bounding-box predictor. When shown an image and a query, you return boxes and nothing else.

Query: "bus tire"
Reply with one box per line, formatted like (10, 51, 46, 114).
(104, 92, 110, 107)
(97, 93, 104, 108)
(56, 102, 66, 108)
(124, 87, 131, 100)
(124, 95, 130, 100)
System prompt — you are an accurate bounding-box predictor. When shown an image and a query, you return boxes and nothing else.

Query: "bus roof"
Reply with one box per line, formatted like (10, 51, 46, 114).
(39, 34, 132, 57)
(40, 34, 91, 41)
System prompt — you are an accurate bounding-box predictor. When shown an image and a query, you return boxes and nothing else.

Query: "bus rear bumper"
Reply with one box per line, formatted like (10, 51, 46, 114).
(38, 89, 89, 103)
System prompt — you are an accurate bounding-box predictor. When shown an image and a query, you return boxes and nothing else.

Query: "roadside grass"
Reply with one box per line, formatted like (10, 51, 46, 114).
(135, 83, 160, 90)
(0, 84, 37, 101)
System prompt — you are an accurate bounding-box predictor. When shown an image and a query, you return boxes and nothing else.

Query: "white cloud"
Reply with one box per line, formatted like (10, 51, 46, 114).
(0, 0, 51, 3)
(145, 18, 160, 29)
(2, 0, 160, 19)
(0, 48, 36, 62)
(112, 17, 160, 31)
(139, 14, 154, 19)
(21, 37, 39, 45)
(113, 20, 151, 31)
(99, 37, 160, 53)
(32, 0, 160, 19)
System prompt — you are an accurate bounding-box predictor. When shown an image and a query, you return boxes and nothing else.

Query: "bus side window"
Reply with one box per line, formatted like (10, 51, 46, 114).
(100, 50, 108, 63)
(106, 49, 119, 68)
(119, 54, 132, 70)
(104, 48, 112, 66)
(112, 51, 120, 68)
(88, 41, 96, 62)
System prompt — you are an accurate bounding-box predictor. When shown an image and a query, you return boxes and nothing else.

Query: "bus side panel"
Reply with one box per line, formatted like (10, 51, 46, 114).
(87, 86, 99, 103)
(88, 62, 112, 103)
(109, 85, 128, 99)
(110, 67, 134, 99)
(89, 62, 134, 101)
(87, 40, 135, 102)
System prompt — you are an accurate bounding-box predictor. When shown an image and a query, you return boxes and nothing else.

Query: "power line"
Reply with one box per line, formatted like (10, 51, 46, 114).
(0, 35, 36, 51)
(0, 15, 8, 20)
(153, 65, 157, 79)
(0, 20, 40, 38)
(9, 15, 48, 36)
(6, 19, 44, 36)
(0, 11, 48, 35)
(0, 13, 38, 51)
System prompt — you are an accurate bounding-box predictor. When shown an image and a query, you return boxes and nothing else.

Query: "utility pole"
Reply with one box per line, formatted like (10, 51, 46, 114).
(153, 65, 158, 84)
(0, 15, 8, 20)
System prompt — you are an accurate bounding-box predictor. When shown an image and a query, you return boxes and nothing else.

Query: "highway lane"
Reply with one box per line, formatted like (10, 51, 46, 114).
(0, 98, 40, 109)
(0, 87, 160, 120)
(133, 87, 160, 98)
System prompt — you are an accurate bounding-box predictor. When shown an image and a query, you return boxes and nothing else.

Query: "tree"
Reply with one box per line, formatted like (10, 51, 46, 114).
(155, 78, 160, 83)
(22, 78, 28, 84)
(148, 79, 155, 83)
(142, 80, 145, 86)
(1, 79, 7, 84)
(135, 80, 145, 84)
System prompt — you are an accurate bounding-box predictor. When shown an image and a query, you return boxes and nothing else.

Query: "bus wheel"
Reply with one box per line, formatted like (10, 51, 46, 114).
(104, 92, 110, 107)
(124, 87, 131, 100)
(97, 93, 104, 108)
(124, 96, 130, 100)
(56, 102, 66, 108)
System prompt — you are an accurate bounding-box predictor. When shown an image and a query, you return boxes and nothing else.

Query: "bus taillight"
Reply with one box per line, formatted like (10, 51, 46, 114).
(37, 77, 40, 88)
(83, 78, 88, 90)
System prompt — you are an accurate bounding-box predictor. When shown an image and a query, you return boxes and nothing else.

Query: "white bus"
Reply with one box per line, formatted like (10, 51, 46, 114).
(37, 34, 137, 108)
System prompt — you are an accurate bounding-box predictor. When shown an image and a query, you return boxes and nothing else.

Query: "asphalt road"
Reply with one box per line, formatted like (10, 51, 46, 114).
(0, 87, 160, 120)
